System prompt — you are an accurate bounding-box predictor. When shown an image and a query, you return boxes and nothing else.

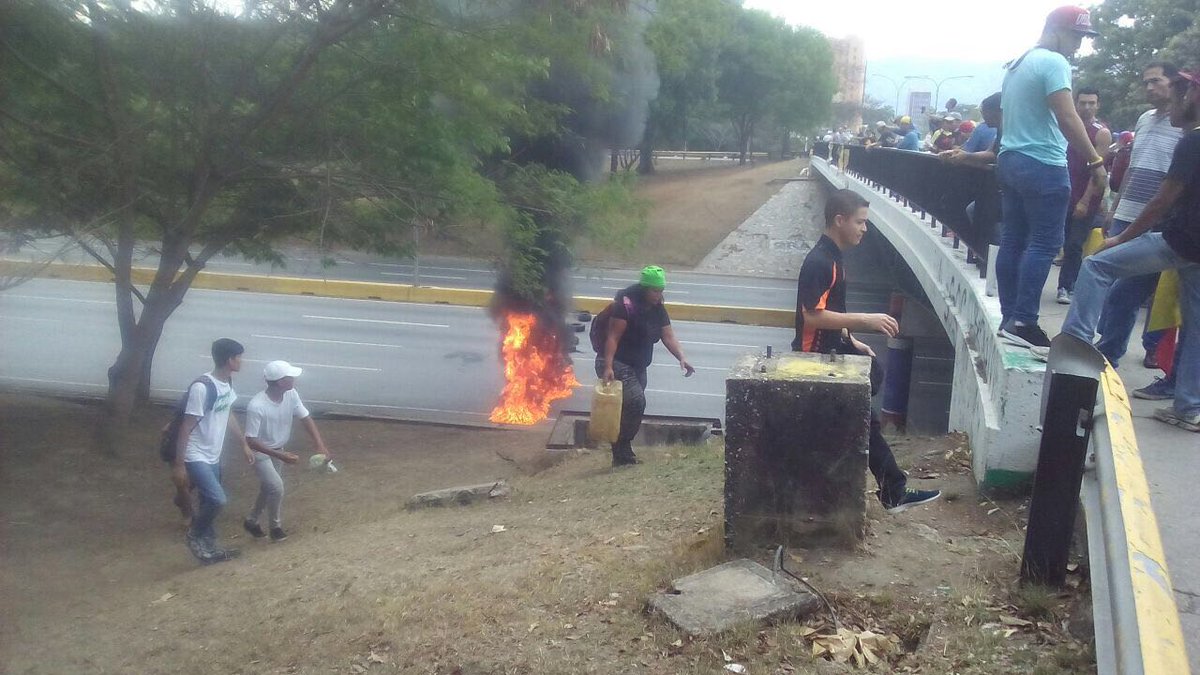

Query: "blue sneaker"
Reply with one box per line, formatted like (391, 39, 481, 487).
(1133, 378, 1174, 401)
(883, 489, 942, 514)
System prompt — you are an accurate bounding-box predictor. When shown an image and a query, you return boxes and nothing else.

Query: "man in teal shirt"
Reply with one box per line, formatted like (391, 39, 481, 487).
(995, 6, 1109, 349)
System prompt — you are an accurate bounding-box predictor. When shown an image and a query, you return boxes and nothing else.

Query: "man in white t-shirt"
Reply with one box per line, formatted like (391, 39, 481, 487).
(242, 360, 332, 542)
(173, 338, 254, 564)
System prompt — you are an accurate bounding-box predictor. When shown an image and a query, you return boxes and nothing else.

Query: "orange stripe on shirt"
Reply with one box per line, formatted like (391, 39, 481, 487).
(802, 263, 837, 352)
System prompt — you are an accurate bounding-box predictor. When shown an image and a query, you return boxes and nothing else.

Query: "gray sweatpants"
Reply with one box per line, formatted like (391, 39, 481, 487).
(248, 452, 284, 528)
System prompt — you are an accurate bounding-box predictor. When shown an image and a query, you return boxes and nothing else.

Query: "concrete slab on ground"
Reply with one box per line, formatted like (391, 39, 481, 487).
(648, 559, 821, 636)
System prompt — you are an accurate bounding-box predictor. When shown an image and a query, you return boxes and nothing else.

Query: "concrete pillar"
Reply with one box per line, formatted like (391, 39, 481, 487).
(724, 352, 872, 551)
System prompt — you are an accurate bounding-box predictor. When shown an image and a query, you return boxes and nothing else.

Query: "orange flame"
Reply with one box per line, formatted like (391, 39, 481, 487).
(489, 312, 580, 425)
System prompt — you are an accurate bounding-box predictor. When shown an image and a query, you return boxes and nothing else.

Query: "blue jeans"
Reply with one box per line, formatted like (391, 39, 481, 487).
(186, 461, 227, 544)
(997, 152, 1071, 324)
(1095, 218, 1164, 366)
(1062, 232, 1200, 416)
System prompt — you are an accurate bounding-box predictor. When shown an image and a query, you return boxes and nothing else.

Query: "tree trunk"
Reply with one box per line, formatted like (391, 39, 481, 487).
(610, 149, 619, 173)
(97, 258, 191, 454)
(781, 129, 792, 159)
(637, 123, 655, 175)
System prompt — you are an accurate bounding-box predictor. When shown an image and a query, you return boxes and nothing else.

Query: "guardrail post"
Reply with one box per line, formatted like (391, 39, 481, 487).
(1021, 334, 1105, 586)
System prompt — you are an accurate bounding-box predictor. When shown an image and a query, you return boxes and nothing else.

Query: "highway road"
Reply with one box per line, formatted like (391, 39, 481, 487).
(0, 279, 804, 427)
(9, 240, 893, 311)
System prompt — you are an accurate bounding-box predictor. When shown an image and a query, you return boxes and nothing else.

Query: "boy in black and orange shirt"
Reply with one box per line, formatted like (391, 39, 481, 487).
(792, 189, 941, 513)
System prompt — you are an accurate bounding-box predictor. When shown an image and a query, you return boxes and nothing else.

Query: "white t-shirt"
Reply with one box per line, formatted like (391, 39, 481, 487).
(244, 389, 310, 450)
(183, 373, 237, 464)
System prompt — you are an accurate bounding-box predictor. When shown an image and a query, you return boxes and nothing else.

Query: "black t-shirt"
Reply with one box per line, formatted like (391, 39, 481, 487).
(791, 235, 848, 353)
(1161, 128, 1200, 263)
(611, 284, 671, 369)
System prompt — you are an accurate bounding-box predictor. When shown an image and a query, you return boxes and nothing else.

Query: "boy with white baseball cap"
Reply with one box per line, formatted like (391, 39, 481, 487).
(242, 360, 333, 541)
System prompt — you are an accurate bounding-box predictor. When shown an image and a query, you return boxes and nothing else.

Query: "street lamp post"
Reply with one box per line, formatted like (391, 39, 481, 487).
(868, 73, 904, 118)
(905, 75, 975, 113)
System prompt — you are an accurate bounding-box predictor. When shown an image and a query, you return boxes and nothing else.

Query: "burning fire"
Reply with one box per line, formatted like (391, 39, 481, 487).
(489, 312, 580, 425)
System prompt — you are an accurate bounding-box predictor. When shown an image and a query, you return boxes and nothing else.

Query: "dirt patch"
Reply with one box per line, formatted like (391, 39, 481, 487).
(581, 160, 804, 269)
(410, 160, 804, 269)
(1, 394, 1092, 674)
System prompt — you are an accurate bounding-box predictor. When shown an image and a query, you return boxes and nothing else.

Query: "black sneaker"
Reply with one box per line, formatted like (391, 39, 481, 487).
(185, 531, 210, 562)
(243, 518, 266, 539)
(882, 489, 942, 514)
(269, 527, 288, 542)
(1000, 323, 1051, 349)
(201, 547, 241, 565)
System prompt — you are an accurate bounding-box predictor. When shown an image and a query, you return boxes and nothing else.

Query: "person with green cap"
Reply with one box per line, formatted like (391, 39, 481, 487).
(598, 265, 695, 466)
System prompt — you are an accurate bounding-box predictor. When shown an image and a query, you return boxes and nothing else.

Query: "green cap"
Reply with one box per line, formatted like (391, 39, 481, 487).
(639, 265, 666, 290)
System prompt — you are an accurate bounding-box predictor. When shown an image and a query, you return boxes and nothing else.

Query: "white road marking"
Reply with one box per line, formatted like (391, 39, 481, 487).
(0, 315, 64, 323)
(6, 294, 114, 304)
(306, 399, 490, 417)
(197, 355, 381, 372)
(680, 340, 759, 348)
(251, 334, 404, 349)
(581, 277, 790, 292)
(601, 286, 690, 295)
(364, 262, 494, 274)
(378, 272, 468, 280)
(650, 363, 726, 371)
(0, 375, 105, 388)
(645, 389, 725, 398)
(302, 315, 449, 328)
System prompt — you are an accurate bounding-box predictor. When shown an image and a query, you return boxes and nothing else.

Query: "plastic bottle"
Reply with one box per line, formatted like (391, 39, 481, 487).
(588, 381, 623, 444)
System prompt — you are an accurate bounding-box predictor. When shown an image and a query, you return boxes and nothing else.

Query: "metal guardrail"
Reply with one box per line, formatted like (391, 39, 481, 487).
(1085, 367, 1190, 674)
(813, 141, 1000, 275)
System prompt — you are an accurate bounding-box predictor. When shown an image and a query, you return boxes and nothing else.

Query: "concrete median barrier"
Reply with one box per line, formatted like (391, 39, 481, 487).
(1, 261, 794, 328)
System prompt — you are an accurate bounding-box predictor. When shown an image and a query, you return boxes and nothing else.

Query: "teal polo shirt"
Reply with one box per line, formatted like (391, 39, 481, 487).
(999, 48, 1073, 167)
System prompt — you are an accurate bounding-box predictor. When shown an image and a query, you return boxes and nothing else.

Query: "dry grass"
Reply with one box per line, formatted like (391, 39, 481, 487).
(1, 395, 1094, 674)
(413, 159, 804, 270)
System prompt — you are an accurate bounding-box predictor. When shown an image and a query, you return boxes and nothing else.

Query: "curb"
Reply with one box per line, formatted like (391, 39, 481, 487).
(3, 261, 795, 328)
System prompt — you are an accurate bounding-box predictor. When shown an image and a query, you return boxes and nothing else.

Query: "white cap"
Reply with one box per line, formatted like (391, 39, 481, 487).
(264, 360, 302, 381)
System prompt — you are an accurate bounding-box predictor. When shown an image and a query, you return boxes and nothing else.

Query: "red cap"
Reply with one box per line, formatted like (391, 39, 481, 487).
(1177, 70, 1200, 87)
(1045, 6, 1099, 36)
(958, 121, 977, 134)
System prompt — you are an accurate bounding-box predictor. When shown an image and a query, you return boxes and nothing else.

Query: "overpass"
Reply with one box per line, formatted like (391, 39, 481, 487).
(812, 143, 1191, 673)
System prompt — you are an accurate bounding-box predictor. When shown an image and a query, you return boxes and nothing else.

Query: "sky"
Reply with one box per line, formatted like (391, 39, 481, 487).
(743, 0, 1105, 109)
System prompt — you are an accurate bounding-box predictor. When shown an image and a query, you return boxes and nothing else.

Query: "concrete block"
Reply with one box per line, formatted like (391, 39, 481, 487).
(406, 481, 511, 510)
(725, 352, 872, 551)
(649, 559, 821, 636)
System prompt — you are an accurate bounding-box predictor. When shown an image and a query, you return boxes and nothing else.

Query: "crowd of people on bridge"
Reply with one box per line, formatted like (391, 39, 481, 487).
(827, 6, 1199, 433)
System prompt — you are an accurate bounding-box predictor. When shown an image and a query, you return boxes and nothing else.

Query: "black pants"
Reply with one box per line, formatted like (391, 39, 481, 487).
(1059, 212, 1097, 292)
(858, 351, 909, 503)
(595, 358, 647, 460)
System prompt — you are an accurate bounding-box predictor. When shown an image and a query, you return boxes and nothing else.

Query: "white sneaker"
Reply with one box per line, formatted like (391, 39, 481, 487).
(1056, 288, 1072, 305)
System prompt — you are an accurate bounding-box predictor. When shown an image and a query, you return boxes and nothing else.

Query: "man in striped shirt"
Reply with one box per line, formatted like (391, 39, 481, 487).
(1096, 62, 1183, 395)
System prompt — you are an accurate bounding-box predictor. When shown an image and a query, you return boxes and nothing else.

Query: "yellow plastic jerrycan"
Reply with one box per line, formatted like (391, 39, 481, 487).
(1082, 227, 1106, 257)
(588, 381, 623, 445)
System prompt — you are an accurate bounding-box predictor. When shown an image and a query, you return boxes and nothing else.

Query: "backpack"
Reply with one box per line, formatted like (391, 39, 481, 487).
(589, 296, 637, 353)
(158, 377, 219, 463)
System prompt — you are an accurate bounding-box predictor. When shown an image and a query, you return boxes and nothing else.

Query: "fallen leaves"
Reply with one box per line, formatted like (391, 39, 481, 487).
(801, 625, 901, 668)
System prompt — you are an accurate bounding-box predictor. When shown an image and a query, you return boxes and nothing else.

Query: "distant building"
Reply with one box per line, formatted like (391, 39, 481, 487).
(828, 36, 865, 130)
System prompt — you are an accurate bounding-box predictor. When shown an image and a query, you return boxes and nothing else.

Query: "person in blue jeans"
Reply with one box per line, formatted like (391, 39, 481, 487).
(172, 338, 256, 563)
(1045, 69, 1200, 432)
(995, 6, 1108, 349)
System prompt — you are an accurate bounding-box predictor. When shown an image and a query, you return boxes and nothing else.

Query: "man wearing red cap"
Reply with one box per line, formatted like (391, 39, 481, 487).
(994, 6, 1108, 349)
(1047, 69, 1200, 432)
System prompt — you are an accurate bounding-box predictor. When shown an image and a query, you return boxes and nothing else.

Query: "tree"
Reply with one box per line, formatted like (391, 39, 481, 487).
(716, 9, 834, 164)
(1077, 0, 1200, 131)
(0, 0, 642, 450)
(638, 0, 734, 173)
